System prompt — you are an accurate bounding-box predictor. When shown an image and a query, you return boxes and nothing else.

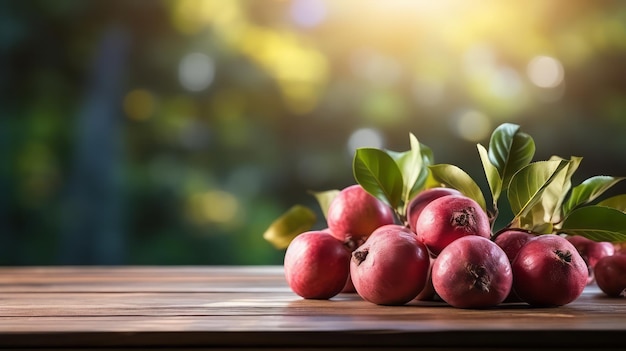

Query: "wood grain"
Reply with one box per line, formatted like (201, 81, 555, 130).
(0, 266, 624, 350)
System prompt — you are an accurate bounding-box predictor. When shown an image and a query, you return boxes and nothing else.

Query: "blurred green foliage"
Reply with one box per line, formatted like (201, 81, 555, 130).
(1, 0, 626, 265)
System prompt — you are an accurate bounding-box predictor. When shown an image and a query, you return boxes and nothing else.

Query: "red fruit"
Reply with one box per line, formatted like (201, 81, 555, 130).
(414, 195, 491, 256)
(327, 185, 395, 244)
(284, 231, 351, 299)
(414, 256, 438, 301)
(341, 273, 357, 293)
(587, 241, 615, 268)
(512, 234, 588, 307)
(432, 236, 512, 309)
(350, 225, 430, 305)
(493, 230, 535, 303)
(407, 187, 461, 233)
(566, 235, 593, 254)
(494, 230, 536, 263)
(566, 235, 615, 285)
(566, 235, 614, 268)
(322, 227, 361, 294)
(594, 254, 626, 297)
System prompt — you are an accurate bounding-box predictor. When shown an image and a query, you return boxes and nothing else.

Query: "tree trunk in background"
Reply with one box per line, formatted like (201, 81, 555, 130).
(59, 26, 129, 264)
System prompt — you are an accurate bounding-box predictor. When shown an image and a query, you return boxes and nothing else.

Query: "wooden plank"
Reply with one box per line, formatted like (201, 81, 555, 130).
(0, 266, 287, 292)
(0, 266, 625, 349)
(0, 289, 624, 321)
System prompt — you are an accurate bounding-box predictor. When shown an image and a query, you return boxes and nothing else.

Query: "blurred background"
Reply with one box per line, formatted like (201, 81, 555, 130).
(1, 0, 626, 265)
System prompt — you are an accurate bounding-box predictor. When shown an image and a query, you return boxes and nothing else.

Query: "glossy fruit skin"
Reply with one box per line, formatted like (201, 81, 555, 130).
(414, 195, 491, 256)
(350, 225, 430, 305)
(414, 256, 438, 301)
(566, 235, 615, 285)
(512, 234, 588, 307)
(322, 227, 361, 294)
(327, 185, 395, 243)
(566, 235, 615, 269)
(494, 230, 536, 263)
(493, 230, 536, 302)
(432, 236, 512, 309)
(594, 254, 626, 297)
(341, 273, 357, 293)
(284, 231, 351, 299)
(407, 188, 461, 234)
(587, 242, 615, 268)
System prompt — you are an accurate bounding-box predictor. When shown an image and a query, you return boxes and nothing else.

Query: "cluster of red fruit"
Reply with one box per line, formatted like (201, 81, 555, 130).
(284, 184, 623, 308)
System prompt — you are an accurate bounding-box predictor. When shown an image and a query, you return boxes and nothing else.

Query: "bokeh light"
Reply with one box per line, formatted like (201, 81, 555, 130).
(178, 53, 215, 92)
(451, 110, 492, 142)
(347, 128, 385, 156)
(527, 55, 564, 89)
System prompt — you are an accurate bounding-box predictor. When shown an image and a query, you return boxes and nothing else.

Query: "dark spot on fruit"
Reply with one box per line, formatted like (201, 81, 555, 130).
(466, 262, 490, 292)
(555, 249, 572, 263)
(353, 249, 369, 266)
(451, 207, 477, 231)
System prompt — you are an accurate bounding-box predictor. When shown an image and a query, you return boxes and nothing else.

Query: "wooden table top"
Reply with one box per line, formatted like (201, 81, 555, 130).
(0, 266, 625, 350)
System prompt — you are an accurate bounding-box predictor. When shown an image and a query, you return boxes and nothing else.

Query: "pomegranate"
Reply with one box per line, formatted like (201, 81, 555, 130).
(327, 184, 395, 245)
(432, 236, 512, 309)
(406, 187, 461, 233)
(566, 235, 615, 284)
(350, 224, 430, 305)
(587, 241, 616, 269)
(414, 194, 491, 256)
(512, 234, 588, 307)
(565, 235, 614, 268)
(594, 254, 626, 297)
(414, 256, 438, 301)
(494, 229, 536, 263)
(341, 272, 357, 293)
(493, 229, 536, 302)
(322, 227, 362, 294)
(284, 231, 351, 299)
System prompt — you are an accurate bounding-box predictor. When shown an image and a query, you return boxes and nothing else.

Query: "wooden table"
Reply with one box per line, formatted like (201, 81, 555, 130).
(0, 266, 624, 350)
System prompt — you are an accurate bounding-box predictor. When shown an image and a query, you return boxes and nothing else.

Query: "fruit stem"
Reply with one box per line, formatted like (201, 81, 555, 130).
(396, 204, 407, 228)
(488, 206, 499, 232)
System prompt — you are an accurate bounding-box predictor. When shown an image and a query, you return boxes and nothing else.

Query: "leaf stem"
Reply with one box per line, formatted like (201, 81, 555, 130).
(488, 205, 499, 232)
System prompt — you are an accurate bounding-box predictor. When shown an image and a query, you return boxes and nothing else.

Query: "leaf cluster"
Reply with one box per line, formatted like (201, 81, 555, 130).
(263, 123, 626, 249)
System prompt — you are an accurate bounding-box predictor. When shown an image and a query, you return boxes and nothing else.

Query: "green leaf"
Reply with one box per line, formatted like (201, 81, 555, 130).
(429, 164, 487, 212)
(309, 189, 340, 220)
(520, 156, 580, 230)
(597, 194, 626, 213)
(262, 205, 317, 249)
(488, 123, 536, 188)
(507, 160, 569, 219)
(410, 142, 435, 199)
(353, 148, 404, 209)
(563, 176, 626, 215)
(561, 206, 626, 242)
(386, 133, 423, 206)
(540, 156, 582, 222)
(477, 143, 502, 206)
